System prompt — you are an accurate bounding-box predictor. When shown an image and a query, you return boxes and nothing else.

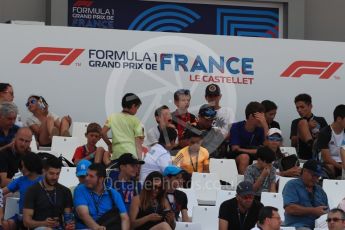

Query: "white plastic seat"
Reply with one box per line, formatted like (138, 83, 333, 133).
(280, 147, 297, 156)
(322, 179, 345, 208)
(4, 197, 19, 220)
(209, 159, 238, 189)
(216, 190, 236, 208)
(191, 172, 221, 206)
(71, 122, 89, 141)
(177, 188, 198, 217)
(51, 136, 81, 162)
(260, 192, 285, 222)
(30, 135, 38, 153)
(278, 176, 295, 193)
(192, 206, 218, 230)
(59, 167, 79, 188)
(175, 222, 202, 230)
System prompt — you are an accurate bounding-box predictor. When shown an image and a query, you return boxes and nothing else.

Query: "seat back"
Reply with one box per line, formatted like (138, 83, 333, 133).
(4, 197, 19, 220)
(322, 179, 345, 208)
(278, 176, 295, 193)
(260, 192, 285, 222)
(51, 136, 81, 162)
(175, 222, 202, 230)
(192, 206, 218, 230)
(59, 167, 79, 188)
(177, 188, 198, 217)
(209, 159, 238, 189)
(191, 172, 220, 205)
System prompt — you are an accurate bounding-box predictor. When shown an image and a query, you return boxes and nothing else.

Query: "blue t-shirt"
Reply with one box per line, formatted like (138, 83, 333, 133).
(74, 184, 127, 229)
(283, 178, 328, 228)
(109, 170, 142, 212)
(7, 175, 43, 213)
(229, 121, 264, 148)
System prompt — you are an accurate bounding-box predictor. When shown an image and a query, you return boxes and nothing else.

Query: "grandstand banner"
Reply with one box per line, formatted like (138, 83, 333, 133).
(68, 0, 283, 38)
(1, 24, 344, 142)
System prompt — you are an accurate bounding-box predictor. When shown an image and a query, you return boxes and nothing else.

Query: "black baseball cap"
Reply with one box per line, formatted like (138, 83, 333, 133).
(236, 181, 255, 196)
(205, 84, 221, 96)
(198, 104, 217, 120)
(114, 153, 145, 167)
(303, 159, 322, 177)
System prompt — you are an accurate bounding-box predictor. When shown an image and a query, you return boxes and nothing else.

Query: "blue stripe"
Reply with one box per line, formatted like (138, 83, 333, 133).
(224, 15, 278, 26)
(145, 19, 188, 31)
(136, 12, 195, 30)
(155, 26, 182, 32)
(230, 24, 278, 36)
(218, 8, 279, 18)
(129, 4, 200, 30)
(237, 30, 273, 38)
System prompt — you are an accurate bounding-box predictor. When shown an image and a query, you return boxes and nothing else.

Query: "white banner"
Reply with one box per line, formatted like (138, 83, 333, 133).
(1, 24, 344, 143)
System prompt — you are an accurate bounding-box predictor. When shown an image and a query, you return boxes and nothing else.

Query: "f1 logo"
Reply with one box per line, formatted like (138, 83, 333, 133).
(21, 47, 84, 65)
(281, 61, 343, 79)
(73, 0, 93, 7)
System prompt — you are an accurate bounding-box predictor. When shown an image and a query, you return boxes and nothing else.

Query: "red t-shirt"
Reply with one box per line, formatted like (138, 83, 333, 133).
(72, 145, 96, 163)
(171, 111, 197, 140)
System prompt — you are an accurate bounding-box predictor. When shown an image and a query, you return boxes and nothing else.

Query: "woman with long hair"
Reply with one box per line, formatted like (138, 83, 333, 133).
(25, 95, 72, 146)
(130, 171, 175, 230)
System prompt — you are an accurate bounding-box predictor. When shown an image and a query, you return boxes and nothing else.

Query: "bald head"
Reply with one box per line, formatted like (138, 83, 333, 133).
(14, 127, 32, 154)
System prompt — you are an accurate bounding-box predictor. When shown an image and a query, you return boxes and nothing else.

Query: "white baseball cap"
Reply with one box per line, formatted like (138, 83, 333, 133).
(267, 128, 282, 136)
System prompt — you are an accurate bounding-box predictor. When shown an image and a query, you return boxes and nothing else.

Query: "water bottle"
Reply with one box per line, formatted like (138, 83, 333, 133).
(64, 212, 74, 226)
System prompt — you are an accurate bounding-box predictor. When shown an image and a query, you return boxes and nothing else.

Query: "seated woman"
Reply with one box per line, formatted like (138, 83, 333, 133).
(264, 128, 301, 177)
(0, 83, 22, 127)
(174, 127, 209, 174)
(25, 95, 72, 146)
(2, 152, 43, 230)
(130, 171, 175, 230)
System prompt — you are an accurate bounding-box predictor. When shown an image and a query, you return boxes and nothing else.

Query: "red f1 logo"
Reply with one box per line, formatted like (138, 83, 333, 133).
(281, 61, 343, 79)
(21, 47, 84, 65)
(73, 0, 93, 7)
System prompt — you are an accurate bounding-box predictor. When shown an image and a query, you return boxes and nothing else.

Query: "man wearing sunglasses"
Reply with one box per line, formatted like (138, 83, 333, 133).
(283, 159, 329, 229)
(327, 208, 345, 230)
(219, 181, 263, 230)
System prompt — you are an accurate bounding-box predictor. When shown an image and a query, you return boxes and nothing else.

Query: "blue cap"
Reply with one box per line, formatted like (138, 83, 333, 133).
(163, 165, 183, 177)
(76, 159, 91, 177)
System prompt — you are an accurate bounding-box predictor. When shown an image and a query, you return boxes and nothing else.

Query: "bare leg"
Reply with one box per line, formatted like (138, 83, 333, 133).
(59, 116, 71, 136)
(236, 154, 250, 175)
(38, 116, 55, 146)
(297, 119, 313, 143)
(94, 147, 105, 164)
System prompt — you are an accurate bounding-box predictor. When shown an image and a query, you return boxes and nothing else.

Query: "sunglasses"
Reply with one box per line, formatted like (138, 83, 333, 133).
(176, 89, 190, 95)
(26, 99, 37, 107)
(202, 109, 217, 119)
(326, 218, 344, 223)
(267, 136, 282, 142)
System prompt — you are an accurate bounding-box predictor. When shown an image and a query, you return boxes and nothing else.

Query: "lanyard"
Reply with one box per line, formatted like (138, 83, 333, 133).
(40, 182, 57, 207)
(238, 208, 248, 230)
(188, 151, 199, 172)
(90, 191, 105, 216)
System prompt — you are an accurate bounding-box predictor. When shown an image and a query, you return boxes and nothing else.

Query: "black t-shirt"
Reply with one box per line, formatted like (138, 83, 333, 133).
(166, 189, 188, 220)
(218, 197, 263, 230)
(290, 115, 328, 160)
(24, 182, 73, 223)
(0, 146, 24, 179)
(268, 120, 280, 129)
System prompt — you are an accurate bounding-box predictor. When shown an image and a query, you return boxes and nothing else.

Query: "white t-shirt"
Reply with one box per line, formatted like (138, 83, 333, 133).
(139, 143, 172, 183)
(213, 107, 235, 137)
(25, 112, 60, 127)
(145, 126, 160, 147)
